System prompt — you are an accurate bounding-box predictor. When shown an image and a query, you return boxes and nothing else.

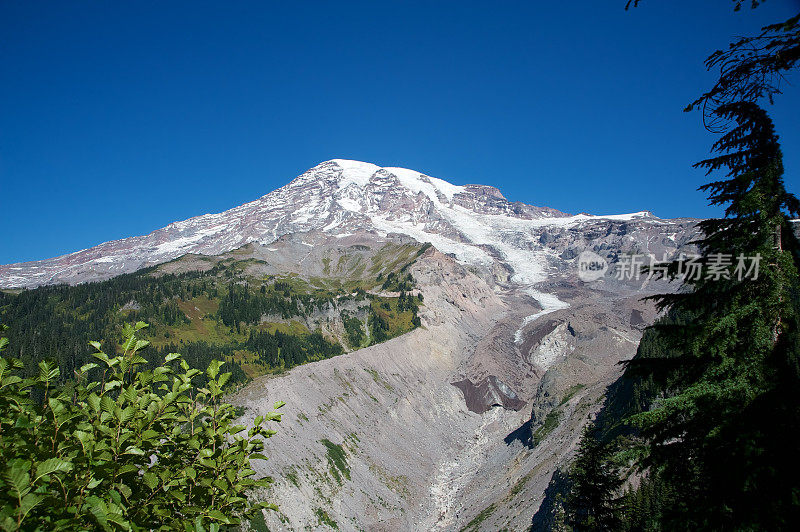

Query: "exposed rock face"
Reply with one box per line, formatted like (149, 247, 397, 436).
(0, 159, 697, 290)
(452, 376, 526, 414)
(0, 160, 703, 530)
(229, 236, 674, 531)
(232, 247, 509, 530)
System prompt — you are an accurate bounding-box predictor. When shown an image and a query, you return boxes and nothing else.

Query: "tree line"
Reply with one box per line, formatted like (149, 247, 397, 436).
(539, 3, 800, 530)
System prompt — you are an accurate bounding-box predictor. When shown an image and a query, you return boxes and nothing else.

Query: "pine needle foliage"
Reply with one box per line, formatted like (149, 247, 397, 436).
(0, 322, 284, 531)
(566, 423, 623, 532)
(687, 12, 800, 132)
(625, 1, 767, 12)
(624, 102, 800, 528)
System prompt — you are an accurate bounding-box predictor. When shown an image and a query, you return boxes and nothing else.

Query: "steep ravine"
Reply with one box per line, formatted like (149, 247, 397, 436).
(231, 246, 659, 531)
(0, 158, 702, 531)
(232, 249, 508, 530)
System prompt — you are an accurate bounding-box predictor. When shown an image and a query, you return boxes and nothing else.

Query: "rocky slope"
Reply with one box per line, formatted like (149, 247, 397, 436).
(0, 159, 696, 292)
(229, 234, 676, 531)
(1, 160, 701, 530)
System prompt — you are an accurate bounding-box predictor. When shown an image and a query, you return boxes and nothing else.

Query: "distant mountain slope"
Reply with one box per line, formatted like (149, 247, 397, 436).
(0, 159, 696, 290)
(0, 160, 706, 530)
(0, 233, 426, 386)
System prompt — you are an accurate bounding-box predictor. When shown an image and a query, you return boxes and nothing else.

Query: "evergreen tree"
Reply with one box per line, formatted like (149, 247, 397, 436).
(566, 423, 623, 531)
(687, 12, 800, 132)
(626, 102, 800, 528)
(551, 493, 570, 532)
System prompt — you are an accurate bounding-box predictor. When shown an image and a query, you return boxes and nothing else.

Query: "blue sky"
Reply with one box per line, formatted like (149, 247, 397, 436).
(1, 0, 798, 264)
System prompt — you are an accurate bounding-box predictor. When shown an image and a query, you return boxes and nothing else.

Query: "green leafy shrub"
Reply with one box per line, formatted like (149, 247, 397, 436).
(0, 322, 283, 531)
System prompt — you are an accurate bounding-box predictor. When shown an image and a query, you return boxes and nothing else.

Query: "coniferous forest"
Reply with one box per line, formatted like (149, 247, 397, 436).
(1, 1, 799, 530)
(0, 244, 425, 530)
(535, 3, 800, 530)
(0, 257, 422, 389)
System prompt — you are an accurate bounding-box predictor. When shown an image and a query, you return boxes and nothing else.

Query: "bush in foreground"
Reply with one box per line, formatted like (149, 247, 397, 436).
(0, 322, 283, 531)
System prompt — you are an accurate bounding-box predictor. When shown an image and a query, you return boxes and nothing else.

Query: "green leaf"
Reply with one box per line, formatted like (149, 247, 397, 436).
(141, 429, 159, 441)
(48, 396, 65, 414)
(38, 360, 59, 382)
(255, 502, 279, 511)
(207, 509, 230, 523)
(100, 395, 115, 414)
(74, 430, 94, 453)
(264, 412, 282, 422)
(207, 359, 223, 380)
(87, 393, 101, 413)
(80, 362, 99, 373)
(116, 464, 139, 476)
(119, 406, 135, 424)
(1, 516, 17, 532)
(18, 493, 43, 521)
(92, 351, 113, 367)
(34, 458, 73, 481)
(116, 482, 132, 500)
(123, 447, 145, 456)
(85, 496, 110, 530)
(143, 472, 158, 490)
(5, 462, 31, 498)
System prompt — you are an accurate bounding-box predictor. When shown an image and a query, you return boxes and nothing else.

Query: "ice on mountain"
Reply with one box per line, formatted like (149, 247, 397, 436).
(0, 158, 685, 290)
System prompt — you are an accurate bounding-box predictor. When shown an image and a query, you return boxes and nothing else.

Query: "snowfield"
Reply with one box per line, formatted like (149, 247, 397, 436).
(0, 159, 685, 290)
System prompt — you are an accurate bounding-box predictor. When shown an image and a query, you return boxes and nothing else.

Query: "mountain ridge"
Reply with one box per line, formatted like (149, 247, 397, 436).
(0, 159, 704, 530)
(0, 159, 691, 289)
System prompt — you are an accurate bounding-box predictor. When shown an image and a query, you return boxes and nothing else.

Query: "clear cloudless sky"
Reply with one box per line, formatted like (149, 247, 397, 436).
(1, 0, 799, 264)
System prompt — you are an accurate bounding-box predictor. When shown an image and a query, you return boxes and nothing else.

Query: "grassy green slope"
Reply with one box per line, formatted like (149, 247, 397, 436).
(0, 241, 427, 385)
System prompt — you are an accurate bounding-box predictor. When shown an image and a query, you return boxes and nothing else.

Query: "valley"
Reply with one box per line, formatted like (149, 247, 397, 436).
(5, 1, 798, 528)
(0, 160, 700, 530)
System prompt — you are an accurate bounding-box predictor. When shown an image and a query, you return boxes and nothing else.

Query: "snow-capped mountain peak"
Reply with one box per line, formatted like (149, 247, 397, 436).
(0, 159, 693, 289)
